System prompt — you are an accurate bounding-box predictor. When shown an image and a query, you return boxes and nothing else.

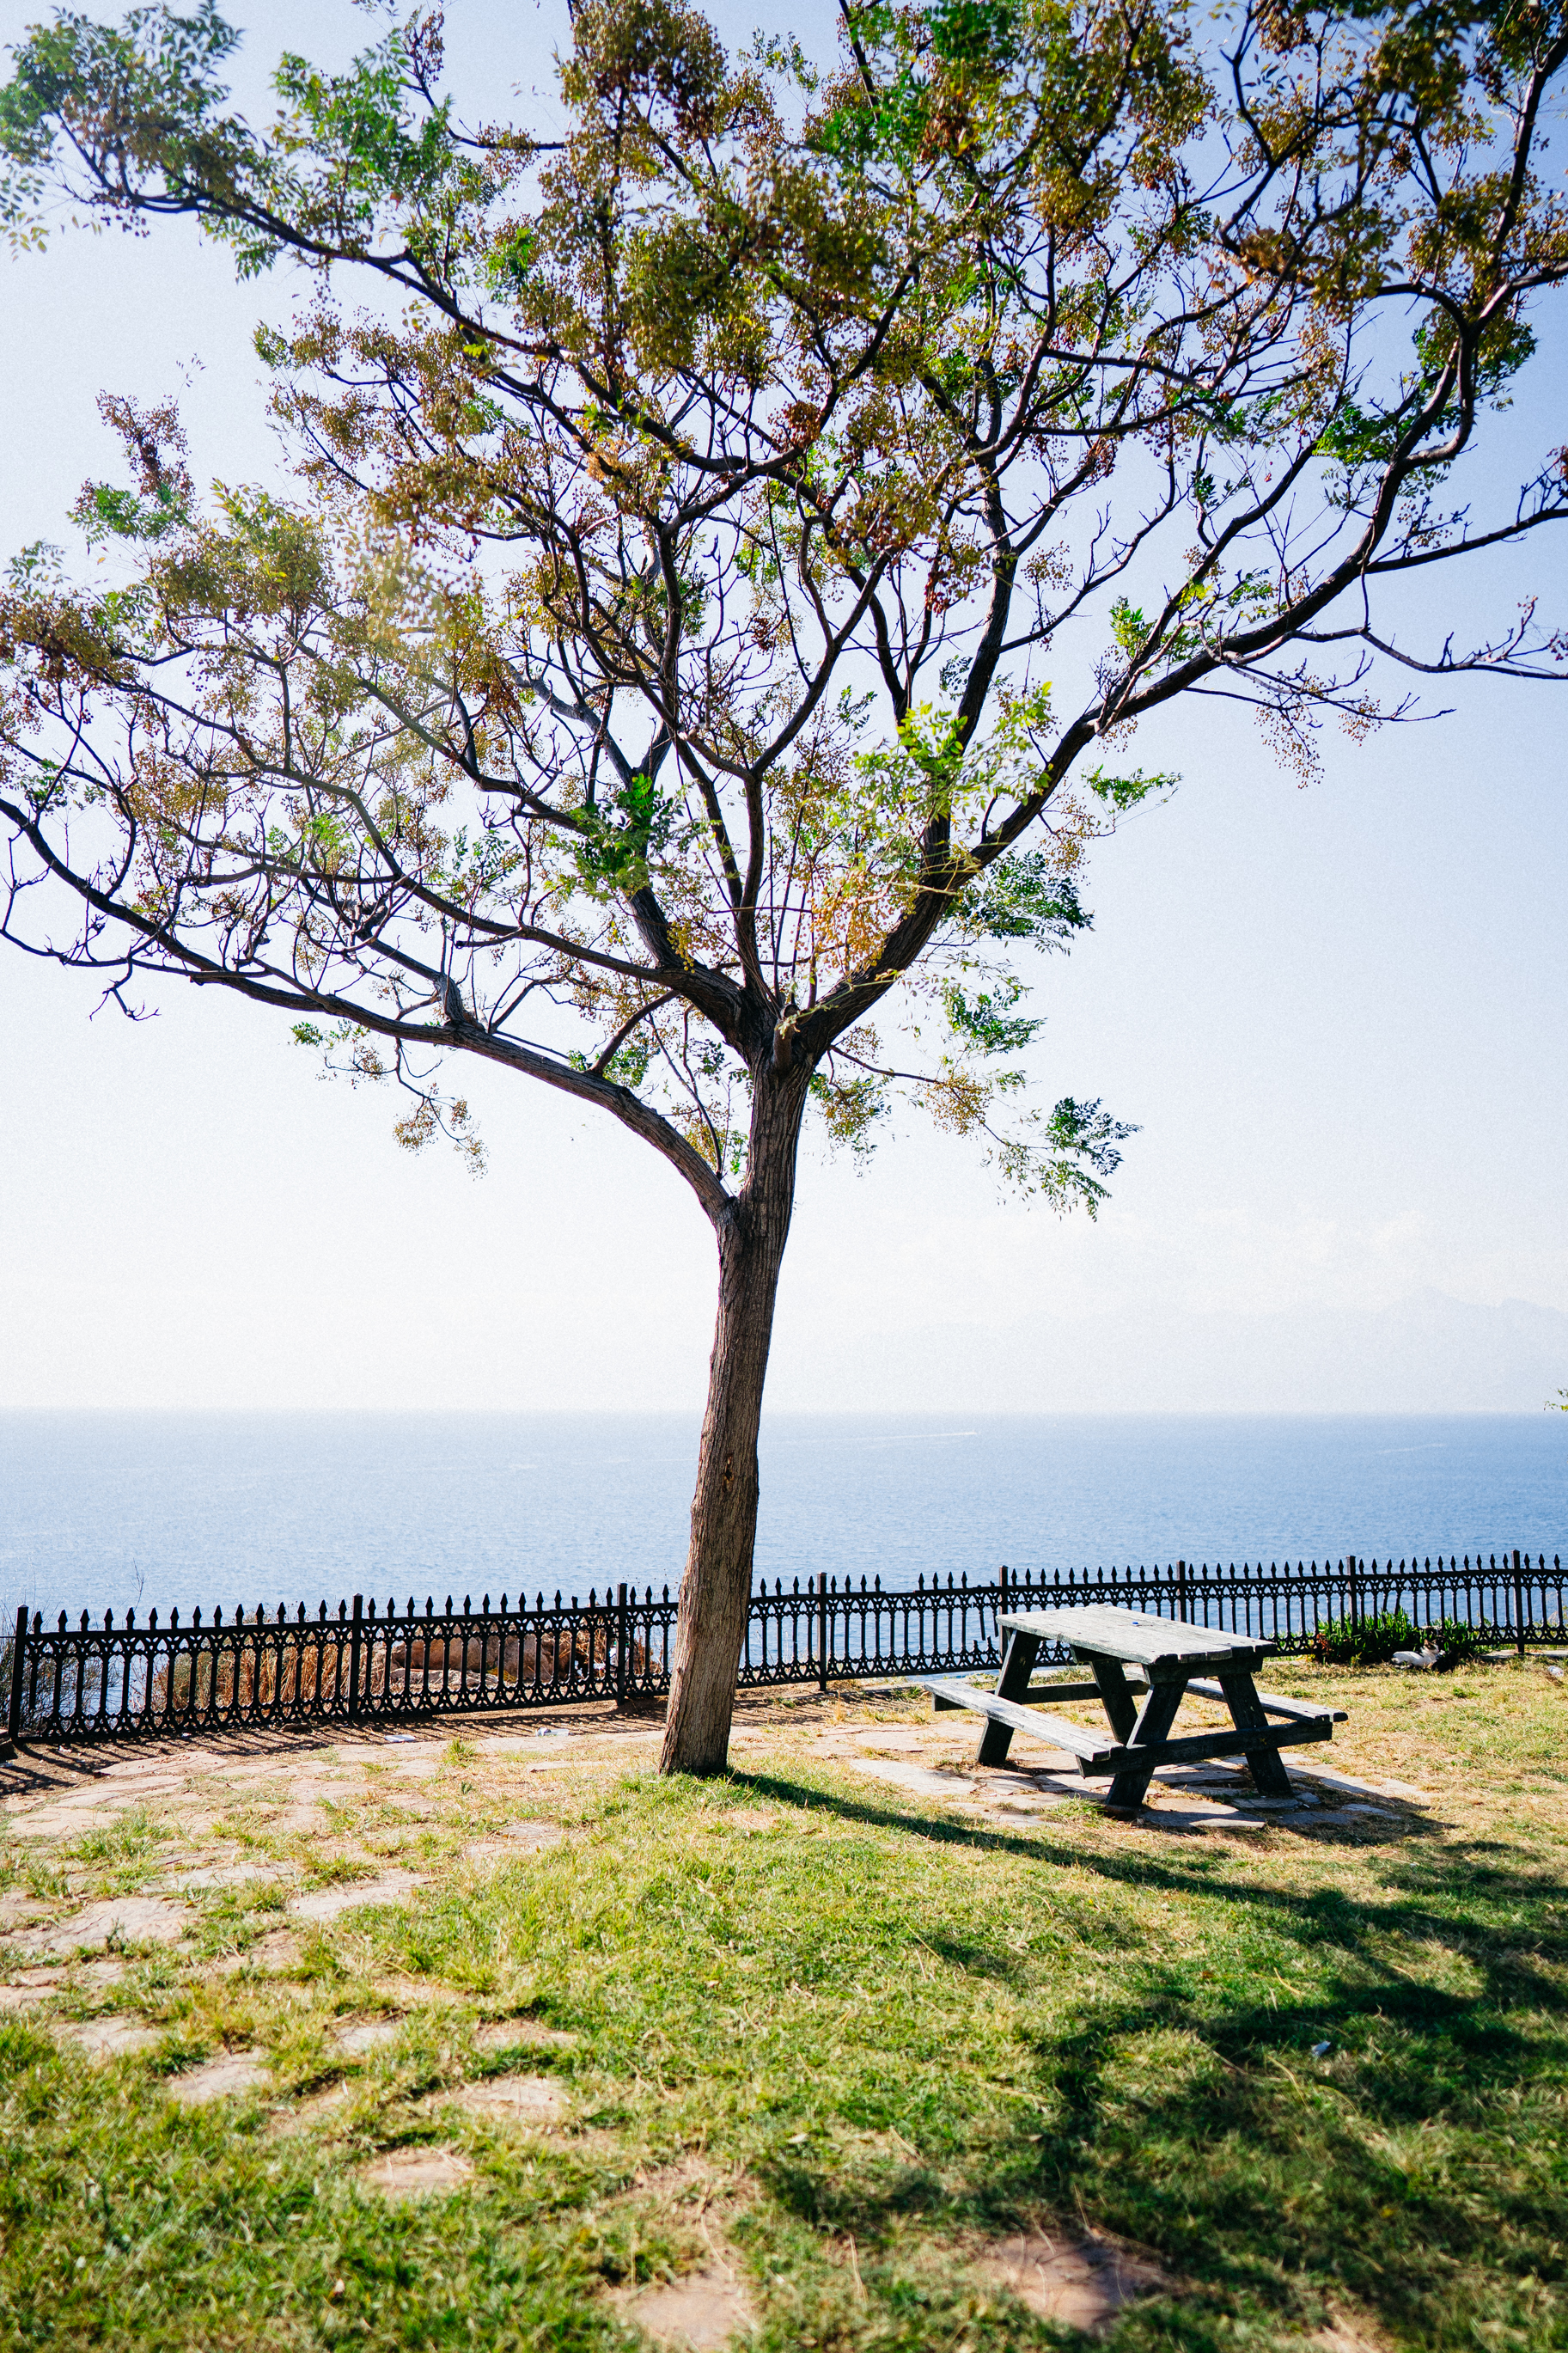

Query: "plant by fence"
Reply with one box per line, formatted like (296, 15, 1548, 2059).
(4, 1549, 1562, 1746)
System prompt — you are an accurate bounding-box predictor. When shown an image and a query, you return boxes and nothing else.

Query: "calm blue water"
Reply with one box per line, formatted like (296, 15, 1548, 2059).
(1, 1413, 1563, 1629)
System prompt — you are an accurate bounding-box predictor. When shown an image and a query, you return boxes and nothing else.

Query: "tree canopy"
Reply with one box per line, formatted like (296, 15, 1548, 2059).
(2, 0, 1565, 1766)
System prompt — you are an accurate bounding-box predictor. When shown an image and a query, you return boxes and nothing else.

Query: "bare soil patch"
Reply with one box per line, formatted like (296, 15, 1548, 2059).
(358, 2144, 473, 2198)
(974, 2228, 1169, 2334)
(619, 2264, 755, 2350)
(472, 2015, 577, 2052)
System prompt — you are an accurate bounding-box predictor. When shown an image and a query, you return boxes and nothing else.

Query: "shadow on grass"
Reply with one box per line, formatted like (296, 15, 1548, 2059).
(732, 1760, 1568, 2340)
(731, 1767, 1562, 1992)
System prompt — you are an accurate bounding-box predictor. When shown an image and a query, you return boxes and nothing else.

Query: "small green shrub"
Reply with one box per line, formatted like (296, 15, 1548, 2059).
(1312, 1609, 1492, 1665)
(1312, 1609, 1419, 1665)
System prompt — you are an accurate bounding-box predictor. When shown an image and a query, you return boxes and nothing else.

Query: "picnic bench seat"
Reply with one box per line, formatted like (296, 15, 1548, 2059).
(918, 1603, 1347, 1810)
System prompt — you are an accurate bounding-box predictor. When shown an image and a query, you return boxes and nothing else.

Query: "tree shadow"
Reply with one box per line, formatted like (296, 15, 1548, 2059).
(729, 1766, 1566, 2341)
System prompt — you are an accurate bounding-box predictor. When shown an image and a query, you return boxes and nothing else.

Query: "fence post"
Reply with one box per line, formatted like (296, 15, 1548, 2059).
(1176, 1560, 1187, 1624)
(6, 1604, 27, 1746)
(817, 1572, 828, 1694)
(1346, 1544, 1359, 1631)
(347, 1593, 363, 1720)
(998, 1561, 1008, 1652)
(616, 1582, 629, 1704)
(1514, 1549, 1527, 1657)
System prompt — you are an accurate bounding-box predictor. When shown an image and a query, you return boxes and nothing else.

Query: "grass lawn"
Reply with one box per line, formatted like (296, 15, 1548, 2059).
(1, 1659, 1565, 2350)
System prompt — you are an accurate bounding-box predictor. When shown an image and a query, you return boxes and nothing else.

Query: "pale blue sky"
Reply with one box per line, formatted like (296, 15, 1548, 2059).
(1, 0, 1564, 1412)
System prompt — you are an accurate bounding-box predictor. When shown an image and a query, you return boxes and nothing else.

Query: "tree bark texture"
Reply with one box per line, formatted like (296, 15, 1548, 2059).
(659, 1067, 811, 1775)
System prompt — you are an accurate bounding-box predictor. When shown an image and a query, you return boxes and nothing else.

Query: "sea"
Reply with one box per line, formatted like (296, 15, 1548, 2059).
(1, 1411, 1563, 1630)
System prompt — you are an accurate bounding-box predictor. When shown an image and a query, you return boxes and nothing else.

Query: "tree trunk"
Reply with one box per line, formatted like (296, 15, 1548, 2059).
(659, 1066, 811, 1775)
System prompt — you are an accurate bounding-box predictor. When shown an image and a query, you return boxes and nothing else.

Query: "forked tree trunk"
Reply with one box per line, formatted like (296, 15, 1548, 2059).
(659, 1066, 811, 1775)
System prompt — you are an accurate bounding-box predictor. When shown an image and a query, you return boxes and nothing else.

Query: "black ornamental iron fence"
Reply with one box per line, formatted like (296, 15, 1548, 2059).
(3, 1549, 1562, 1748)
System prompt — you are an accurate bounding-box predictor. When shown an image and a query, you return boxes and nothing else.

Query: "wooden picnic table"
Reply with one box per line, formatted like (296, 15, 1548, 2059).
(920, 1604, 1346, 1811)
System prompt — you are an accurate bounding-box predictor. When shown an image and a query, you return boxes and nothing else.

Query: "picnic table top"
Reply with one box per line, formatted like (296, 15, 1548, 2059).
(1000, 1604, 1276, 1671)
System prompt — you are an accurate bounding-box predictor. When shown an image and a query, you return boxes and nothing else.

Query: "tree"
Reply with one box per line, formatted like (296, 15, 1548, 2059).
(2, 0, 1565, 1772)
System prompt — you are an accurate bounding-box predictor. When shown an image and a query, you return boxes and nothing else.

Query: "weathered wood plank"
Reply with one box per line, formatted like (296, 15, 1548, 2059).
(1092, 1654, 1142, 1744)
(920, 1685, 1334, 1775)
(1105, 1678, 1185, 1809)
(914, 1678, 1107, 1761)
(1086, 1717, 1334, 1775)
(1000, 1604, 1274, 1670)
(978, 1627, 1043, 1767)
(930, 1678, 1125, 1709)
(1217, 1667, 1296, 1796)
(1185, 1678, 1346, 1724)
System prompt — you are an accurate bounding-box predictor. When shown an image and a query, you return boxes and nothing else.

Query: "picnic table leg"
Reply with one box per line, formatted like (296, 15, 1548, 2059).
(1217, 1670, 1296, 1797)
(976, 1629, 1041, 1766)
(1104, 1676, 1187, 1811)
(1087, 1655, 1140, 1743)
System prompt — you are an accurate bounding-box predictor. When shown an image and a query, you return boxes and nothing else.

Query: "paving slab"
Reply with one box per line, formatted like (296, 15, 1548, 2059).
(457, 1825, 564, 1866)
(164, 1861, 278, 1892)
(62, 2017, 165, 2059)
(446, 2071, 570, 2127)
(334, 2019, 401, 2056)
(472, 2016, 577, 2053)
(359, 2144, 473, 2198)
(289, 1872, 422, 1924)
(35, 1896, 188, 1956)
(842, 1752, 1265, 1833)
(166, 2050, 270, 2105)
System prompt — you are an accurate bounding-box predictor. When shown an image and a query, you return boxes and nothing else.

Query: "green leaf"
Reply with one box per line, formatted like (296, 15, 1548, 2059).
(1084, 766, 1177, 813)
(955, 855, 1091, 947)
(942, 976, 1041, 1054)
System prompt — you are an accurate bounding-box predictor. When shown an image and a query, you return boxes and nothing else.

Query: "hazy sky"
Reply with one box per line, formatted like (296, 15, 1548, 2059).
(1, 0, 1564, 1414)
